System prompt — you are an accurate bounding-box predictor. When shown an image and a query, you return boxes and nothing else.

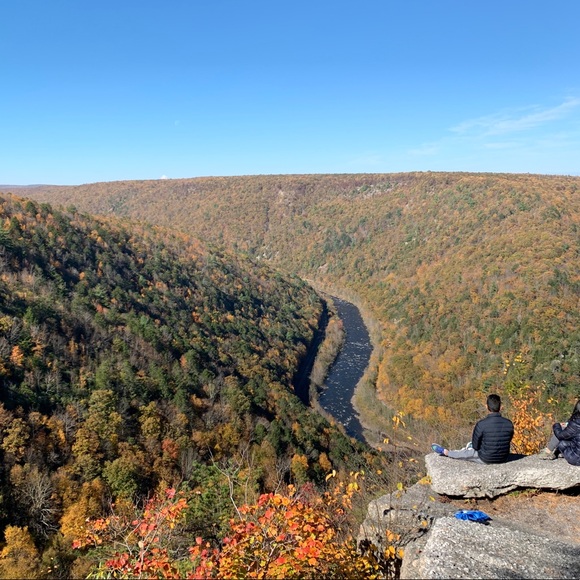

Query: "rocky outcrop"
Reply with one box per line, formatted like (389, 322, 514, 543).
(360, 480, 456, 551)
(426, 452, 580, 498)
(401, 516, 580, 579)
(359, 454, 580, 579)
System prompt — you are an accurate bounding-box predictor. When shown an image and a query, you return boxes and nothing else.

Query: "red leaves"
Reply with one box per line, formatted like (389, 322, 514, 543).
(187, 488, 355, 578)
(72, 488, 188, 578)
(74, 479, 399, 579)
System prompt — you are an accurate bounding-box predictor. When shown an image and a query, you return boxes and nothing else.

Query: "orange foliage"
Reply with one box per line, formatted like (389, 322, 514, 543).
(507, 385, 555, 455)
(74, 478, 405, 580)
(9, 345, 24, 367)
(60, 479, 107, 540)
(73, 488, 188, 578)
(189, 476, 400, 580)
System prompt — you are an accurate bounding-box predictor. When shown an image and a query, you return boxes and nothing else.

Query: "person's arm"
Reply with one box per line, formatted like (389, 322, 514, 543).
(553, 421, 576, 441)
(471, 420, 483, 451)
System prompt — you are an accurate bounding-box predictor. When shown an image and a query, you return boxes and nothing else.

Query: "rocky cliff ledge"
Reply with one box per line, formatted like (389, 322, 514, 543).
(427, 451, 580, 498)
(360, 454, 580, 579)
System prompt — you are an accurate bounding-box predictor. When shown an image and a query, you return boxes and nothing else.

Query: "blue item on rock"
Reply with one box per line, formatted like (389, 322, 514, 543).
(454, 510, 491, 523)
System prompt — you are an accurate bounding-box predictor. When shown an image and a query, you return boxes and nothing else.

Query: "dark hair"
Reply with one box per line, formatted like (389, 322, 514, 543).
(487, 394, 502, 413)
(571, 399, 580, 421)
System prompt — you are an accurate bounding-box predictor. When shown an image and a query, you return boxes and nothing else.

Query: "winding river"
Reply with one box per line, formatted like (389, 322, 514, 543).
(318, 297, 372, 441)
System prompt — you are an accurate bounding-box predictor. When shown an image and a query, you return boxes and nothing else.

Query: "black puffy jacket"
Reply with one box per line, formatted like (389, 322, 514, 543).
(553, 414, 580, 466)
(471, 412, 514, 464)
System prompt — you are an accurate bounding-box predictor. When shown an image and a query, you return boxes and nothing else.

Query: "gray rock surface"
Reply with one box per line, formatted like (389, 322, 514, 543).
(401, 516, 580, 579)
(427, 452, 580, 498)
(359, 455, 580, 579)
(359, 481, 456, 550)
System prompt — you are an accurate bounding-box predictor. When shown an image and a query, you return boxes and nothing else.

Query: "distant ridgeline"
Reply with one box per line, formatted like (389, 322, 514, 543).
(19, 172, 580, 429)
(0, 194, 371, 561)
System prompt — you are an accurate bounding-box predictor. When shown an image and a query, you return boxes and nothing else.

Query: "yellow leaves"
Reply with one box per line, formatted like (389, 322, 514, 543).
(392, 411, 406, 429)
(9, 345, 24, 367)
(0, 526, 41, 580)
(1, 418, 30, 458)
(507, 383, 554, 455)
(325, 469, 337, 482)
(347, 481, 359, 494)
(319, 452, 332, 473)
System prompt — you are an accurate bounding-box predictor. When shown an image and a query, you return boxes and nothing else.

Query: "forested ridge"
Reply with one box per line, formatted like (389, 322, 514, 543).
(20, 172, 580, 432)
(0, 193, 379, 576)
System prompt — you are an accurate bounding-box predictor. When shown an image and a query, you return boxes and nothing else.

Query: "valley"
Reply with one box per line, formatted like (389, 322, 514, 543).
(19, 171, 580, 438)
(0, 192, 381, 576)
(3, 170, 580, 576)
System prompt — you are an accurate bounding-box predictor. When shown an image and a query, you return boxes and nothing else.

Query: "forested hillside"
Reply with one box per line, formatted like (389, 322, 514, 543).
(20, 172, 580, 434)
(0, 193, 374, 575)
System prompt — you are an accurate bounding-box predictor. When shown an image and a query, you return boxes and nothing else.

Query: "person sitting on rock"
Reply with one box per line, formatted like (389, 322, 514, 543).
(431, 394, 514, 464)
(538, 399, 580, 465)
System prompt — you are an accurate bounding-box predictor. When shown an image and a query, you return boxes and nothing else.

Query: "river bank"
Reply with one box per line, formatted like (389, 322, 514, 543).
(304, 284, 396, 449)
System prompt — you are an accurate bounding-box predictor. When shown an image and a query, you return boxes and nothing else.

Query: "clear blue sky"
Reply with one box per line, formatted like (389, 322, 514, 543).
(2, 1, 580, 185)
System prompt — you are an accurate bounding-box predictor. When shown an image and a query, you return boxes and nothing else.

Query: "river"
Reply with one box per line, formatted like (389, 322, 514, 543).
(317, 297, 372, 441)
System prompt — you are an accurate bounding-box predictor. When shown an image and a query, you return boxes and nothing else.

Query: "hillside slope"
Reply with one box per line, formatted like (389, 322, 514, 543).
(16, 172, 580, 434)
(0, 193, 372, 573)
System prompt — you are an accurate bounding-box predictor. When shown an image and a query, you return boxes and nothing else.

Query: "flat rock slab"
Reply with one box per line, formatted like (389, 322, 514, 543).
(401, 516, 580, 579)
(426, 453, 580, 498)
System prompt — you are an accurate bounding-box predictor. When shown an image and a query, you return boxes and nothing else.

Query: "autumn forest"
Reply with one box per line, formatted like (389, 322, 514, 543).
(3, 170, 580, 577)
